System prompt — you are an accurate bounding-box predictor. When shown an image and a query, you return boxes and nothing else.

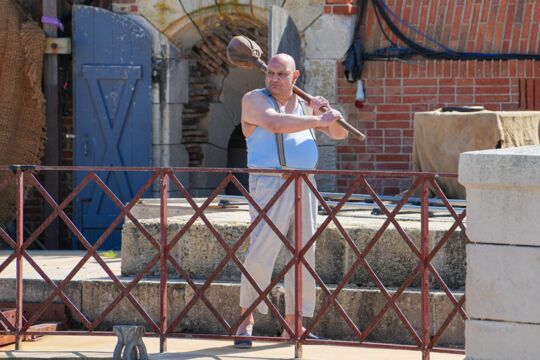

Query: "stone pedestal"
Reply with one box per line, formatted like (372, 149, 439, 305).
(113, 325, 148, 360)
(459, 145, 540, 360)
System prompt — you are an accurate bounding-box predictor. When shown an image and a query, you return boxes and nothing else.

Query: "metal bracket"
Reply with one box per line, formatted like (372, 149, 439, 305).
(45, 37, 71, 54)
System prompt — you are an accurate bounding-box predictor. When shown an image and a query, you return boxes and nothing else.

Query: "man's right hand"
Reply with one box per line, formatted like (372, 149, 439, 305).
(318, 109, 342, 128)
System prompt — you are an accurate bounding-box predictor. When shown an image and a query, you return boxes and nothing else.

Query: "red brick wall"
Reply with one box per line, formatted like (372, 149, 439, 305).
(333, 0, 540, 194)
(337, 59, 540, 194)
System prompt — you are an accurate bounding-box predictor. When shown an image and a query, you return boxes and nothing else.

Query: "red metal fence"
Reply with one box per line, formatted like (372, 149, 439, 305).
(0, 165, 468, 359)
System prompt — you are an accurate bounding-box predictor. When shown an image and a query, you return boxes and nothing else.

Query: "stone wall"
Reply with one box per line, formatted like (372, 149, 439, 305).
(459, 145, 540, 360)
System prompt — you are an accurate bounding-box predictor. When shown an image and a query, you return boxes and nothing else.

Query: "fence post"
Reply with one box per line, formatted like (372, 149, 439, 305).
(421, 175, 430, 360)
(159, 170, 169, 353)
(15, 169, 24, 350)
(294, 174, 303, 359)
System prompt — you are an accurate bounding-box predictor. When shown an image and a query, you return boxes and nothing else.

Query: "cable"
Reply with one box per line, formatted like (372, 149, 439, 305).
(378, 0, 455, 53)
(371, 0, 540, 61)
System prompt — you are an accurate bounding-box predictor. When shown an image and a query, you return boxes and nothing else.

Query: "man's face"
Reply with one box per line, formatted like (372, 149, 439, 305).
(265, 57, 299, 96)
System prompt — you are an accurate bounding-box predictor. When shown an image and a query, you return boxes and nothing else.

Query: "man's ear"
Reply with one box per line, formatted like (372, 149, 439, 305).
(293, 69, 300, 83)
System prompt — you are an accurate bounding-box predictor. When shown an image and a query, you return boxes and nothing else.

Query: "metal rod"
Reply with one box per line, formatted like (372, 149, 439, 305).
(294, 175, 303, 359)
(160, 170, 169, 353)
(15, 170, 24, 350)
(421, 176, 431, 360)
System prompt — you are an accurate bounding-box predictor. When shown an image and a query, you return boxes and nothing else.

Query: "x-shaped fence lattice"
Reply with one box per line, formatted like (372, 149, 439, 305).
(0, 166, 467, 355)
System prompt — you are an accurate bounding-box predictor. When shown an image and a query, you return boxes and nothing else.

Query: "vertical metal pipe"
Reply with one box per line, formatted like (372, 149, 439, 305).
(15, 169, 24, 350)
(421, 176, 430, 360)
(159, 170, 169, 353)
(294, 175, 303, 359)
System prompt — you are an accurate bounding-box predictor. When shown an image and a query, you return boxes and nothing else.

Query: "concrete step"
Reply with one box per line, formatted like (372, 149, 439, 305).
(121, 206, 466, 290)
(0, 278, 464, 348)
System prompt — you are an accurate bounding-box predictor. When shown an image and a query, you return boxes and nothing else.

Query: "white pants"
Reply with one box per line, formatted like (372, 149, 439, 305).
(239, 174, 318, 317)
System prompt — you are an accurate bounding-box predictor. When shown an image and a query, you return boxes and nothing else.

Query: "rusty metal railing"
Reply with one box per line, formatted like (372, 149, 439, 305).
(0, 165, 468, 359)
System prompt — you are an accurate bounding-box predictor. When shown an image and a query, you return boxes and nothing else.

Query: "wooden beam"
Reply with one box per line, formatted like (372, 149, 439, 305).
(42, 0, 61, 249)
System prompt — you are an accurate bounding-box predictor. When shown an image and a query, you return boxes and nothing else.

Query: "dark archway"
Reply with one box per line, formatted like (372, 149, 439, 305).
(226, 124, 248, 195)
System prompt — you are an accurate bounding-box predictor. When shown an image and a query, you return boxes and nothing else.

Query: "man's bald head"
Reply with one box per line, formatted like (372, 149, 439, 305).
(268, 53, 296, 71)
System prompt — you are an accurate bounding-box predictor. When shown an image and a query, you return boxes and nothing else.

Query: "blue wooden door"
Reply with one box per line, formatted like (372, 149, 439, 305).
(73, 5, 152, 250)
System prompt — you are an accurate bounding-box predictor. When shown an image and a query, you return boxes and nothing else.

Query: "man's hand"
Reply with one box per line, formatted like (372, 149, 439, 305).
(309, 96, 330, 116)
(317, 108, 342, 128)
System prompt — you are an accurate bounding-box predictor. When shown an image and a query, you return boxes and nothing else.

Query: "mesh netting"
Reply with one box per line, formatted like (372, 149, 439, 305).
(0, 0, 46, 224)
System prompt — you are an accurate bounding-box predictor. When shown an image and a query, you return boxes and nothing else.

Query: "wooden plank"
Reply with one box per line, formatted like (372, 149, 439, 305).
(43, 0, 60, 250)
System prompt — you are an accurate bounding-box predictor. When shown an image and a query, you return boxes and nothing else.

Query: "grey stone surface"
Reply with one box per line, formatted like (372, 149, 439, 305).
(466, 244, 540, 323)
(164, 59, 189, 105)
(304, 60, 336, 103)
(121, 210, 467, 290)
(81, 280, 185, 332)
(465, 320, 540, 360)
(315, 146, 337, 192)
(459, 145, 540, 247)
(459, 145, 540, 187)
(283, 0, 325, 32)
(304, 14, 355, 59)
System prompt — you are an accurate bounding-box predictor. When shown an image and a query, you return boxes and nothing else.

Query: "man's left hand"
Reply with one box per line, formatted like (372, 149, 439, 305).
(309, 96, 330, 115)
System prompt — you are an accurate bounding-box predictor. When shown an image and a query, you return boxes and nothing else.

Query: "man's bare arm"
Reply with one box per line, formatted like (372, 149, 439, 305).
(242, 91, 331, 134)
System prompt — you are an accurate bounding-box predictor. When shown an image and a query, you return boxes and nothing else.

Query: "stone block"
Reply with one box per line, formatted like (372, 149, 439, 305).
(0, 278, 82, 327)
(304, 14, 355, 60)
(164, 59, 189, 105)
(283, 0, 325, 32)
(459, 145, 540, 246)
(80, 280, 185, 331)
(121, 220, 184, 277)
(315, 146, 337, 192)
(304, 60, 336, 103)
(466, 244, 540, 323)
(465, 320, 540, 360)
(181, 282, 283, 336)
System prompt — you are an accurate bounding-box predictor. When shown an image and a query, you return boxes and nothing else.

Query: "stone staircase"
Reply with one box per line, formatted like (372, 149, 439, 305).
(118, 200, 467, 347)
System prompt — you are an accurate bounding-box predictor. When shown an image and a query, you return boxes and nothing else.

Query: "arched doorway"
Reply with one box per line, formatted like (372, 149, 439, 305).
(139, 2, 303, 195)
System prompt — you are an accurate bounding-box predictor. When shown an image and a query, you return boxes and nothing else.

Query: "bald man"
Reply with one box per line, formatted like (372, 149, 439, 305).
(234, 54, 348, 348)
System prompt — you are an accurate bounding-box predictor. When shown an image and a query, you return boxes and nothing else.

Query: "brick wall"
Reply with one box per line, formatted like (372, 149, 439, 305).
(333, 0, 540, 194)
(337, 59, 540, 193)
(324, 0, 358, 15)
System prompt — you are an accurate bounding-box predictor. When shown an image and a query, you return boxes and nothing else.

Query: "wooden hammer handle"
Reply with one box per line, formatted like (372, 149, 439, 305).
(293, 86, 366, 140)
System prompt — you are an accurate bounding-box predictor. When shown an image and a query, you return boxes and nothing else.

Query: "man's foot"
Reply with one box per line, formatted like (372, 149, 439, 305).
(234, 332, 253, 349)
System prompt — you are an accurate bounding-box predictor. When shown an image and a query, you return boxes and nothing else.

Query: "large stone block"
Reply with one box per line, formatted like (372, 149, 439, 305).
(283, 0, 325, 32)
(304, 59, 336, 103)
(466, 244, 540, 323)
(315, 146, 337, 192)
(121, 220, 184, 277)
(80, 280, 185, 331)
(466, 320, 540, 360)
(164, 59, 189, 105)
(304, 14, 355, 59)
(459, 145, 540, 246)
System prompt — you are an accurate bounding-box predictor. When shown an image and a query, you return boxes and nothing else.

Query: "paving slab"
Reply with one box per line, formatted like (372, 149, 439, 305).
(0, 335, 464, 360)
